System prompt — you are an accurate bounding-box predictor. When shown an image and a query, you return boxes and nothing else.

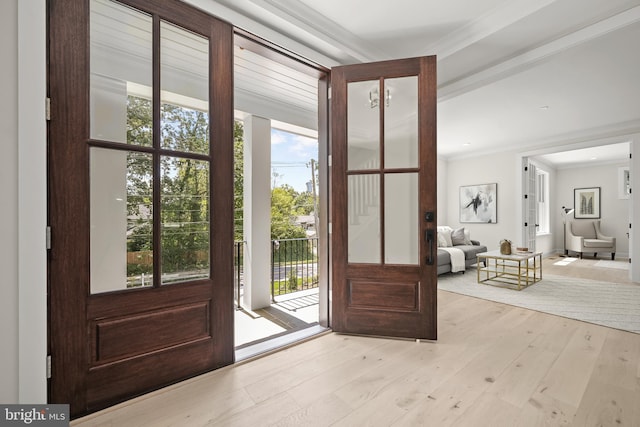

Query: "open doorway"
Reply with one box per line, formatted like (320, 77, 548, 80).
(524, 141, 632, 282)
(231, 33, 329, 358)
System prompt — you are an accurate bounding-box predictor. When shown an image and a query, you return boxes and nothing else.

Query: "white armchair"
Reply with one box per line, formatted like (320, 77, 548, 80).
(565, 220, 616, 260)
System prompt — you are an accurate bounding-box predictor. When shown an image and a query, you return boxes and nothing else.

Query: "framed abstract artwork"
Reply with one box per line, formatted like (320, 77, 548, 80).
(574, 187, 600, 219)
(459, 183, 497, 223)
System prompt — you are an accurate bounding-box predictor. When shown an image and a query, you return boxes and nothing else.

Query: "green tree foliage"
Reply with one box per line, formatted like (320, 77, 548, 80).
(126, 96, 153, 251)
(126, 97, 154, 278)
(271, 184, 307, 239)
(125, 97, 314, 278)
(271, 184, 317, 264)
(293, 191, 315, 215)
(127, 96, 152, 147)
(159, 104, 210, 275)
(161, 103, 209, 152)
(126, 97, 211, 278)
(233, 121, 244, 241)
(160, 156, 209, 275)
(125, 153, 153, 254)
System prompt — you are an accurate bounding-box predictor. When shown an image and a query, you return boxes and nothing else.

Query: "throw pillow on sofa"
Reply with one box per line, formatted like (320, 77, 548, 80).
(451, 227, 467, 246)
(463, 229, 472, 245)
(436, 226, 453, 247)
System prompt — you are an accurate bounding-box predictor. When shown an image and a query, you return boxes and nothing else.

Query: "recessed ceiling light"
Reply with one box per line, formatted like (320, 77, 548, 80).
(463, 142, 471, 146)
(539, 105, 549, 110)
(590, 157, 597, 160)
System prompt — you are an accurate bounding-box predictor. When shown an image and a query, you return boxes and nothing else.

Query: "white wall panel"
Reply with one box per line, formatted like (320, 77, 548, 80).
(0, 0, 19, 404)
(444, 151, 519, 251)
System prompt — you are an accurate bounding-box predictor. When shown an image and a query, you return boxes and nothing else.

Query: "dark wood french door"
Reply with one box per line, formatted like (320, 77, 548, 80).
(48, 0, 234, 417)
(331, 57, 438, 339)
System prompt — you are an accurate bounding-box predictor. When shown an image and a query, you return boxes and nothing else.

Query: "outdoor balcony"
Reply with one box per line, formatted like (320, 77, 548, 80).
(233, 238, 323, 358)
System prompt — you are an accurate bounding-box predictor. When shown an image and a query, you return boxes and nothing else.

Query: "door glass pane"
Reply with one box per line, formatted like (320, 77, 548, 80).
(90, 0, 152, 144)
(385, 173, 419, 264)
(90, 148, 153, 293)
(161, 21, 209, 154)
(384, 76, 418, 169)
(348, 80, 380, 170)
(161, 156, 210, 284)
(348, 174, 380, 263)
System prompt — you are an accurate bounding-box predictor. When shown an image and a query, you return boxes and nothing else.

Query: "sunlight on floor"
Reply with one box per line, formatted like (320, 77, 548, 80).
(234, 288, 320, 348)
(553, 257, 578, 266)
(235, 309, 287, 347)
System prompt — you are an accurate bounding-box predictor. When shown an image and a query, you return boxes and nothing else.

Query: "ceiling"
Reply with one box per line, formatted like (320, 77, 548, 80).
(191, 0, 640, 165)
(536, 142, 630, 168)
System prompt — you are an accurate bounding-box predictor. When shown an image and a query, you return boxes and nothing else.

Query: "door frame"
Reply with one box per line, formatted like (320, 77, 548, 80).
(232, 30, 332, 328)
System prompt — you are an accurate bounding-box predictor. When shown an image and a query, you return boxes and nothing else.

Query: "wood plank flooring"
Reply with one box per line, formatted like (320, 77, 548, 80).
(72, 284, 640, 427)
(542, 256, 632, 284)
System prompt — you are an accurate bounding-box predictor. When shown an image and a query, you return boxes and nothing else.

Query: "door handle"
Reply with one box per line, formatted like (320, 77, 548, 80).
(426, 229, 435, 265)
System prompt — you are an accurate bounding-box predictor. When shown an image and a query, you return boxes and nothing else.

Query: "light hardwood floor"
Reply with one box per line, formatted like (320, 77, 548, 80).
(72, 276, 640, 427)
(542, 256, 632, 284)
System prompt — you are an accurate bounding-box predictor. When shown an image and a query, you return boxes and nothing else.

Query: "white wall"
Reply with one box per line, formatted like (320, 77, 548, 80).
(18, 0, 47, 403)
(437, 157, 447, 224)
(0, 0, 47, 404)
(443, 149, 632, 259)
(443, 151, 519, 251)
(0, 0, 19, 404)
(556, 162, 630, 257)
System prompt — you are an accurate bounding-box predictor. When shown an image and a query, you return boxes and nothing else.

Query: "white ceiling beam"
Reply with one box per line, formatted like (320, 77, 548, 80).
(425, 0, 560, 60)
(438, 5, 640, 101)
(445, 119, 640, 162)
(235, 87, 318, 130)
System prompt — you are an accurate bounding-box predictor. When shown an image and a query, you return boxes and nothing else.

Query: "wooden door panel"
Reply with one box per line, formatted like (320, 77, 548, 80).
(348, 280, 419, 311)
(91, 301, 211, 363)
(339, 312, 428, 338)
(86, 281, 212, 319)
(331, 56, 437, 340)
(86, 339, 215, 410)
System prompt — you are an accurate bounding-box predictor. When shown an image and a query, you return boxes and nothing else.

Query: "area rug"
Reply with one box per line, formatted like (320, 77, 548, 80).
(438, 272, 640, 334)
(594, 260, 629, 270)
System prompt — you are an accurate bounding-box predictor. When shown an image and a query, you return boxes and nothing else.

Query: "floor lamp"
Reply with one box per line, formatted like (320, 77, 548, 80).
(561, 206, 574, 257)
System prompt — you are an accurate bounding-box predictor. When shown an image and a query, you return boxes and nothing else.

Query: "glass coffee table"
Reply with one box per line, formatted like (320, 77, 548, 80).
(476, 250, 542, 290)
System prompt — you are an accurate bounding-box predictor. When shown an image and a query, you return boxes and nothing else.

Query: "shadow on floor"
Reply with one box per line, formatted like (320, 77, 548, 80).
(235, 292, 319, 350)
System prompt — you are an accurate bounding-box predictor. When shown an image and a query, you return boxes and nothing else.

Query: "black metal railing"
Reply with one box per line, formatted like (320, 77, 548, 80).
(233, 238, 319, 308)
(271, 238, 319, 301)
(234, 241, 245, 309)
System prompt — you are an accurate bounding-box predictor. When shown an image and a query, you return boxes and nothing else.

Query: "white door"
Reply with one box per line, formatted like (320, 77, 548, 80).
(522, 157, 537, 252)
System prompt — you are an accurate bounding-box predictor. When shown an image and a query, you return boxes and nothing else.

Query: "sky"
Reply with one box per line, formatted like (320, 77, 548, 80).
(270, 128, 318, 193)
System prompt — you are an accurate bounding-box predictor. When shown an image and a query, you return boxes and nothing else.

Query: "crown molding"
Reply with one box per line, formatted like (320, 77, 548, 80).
(184, 0, 341, 67)
(253, 0, 387, 62)
(438, 5, 640, 101)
